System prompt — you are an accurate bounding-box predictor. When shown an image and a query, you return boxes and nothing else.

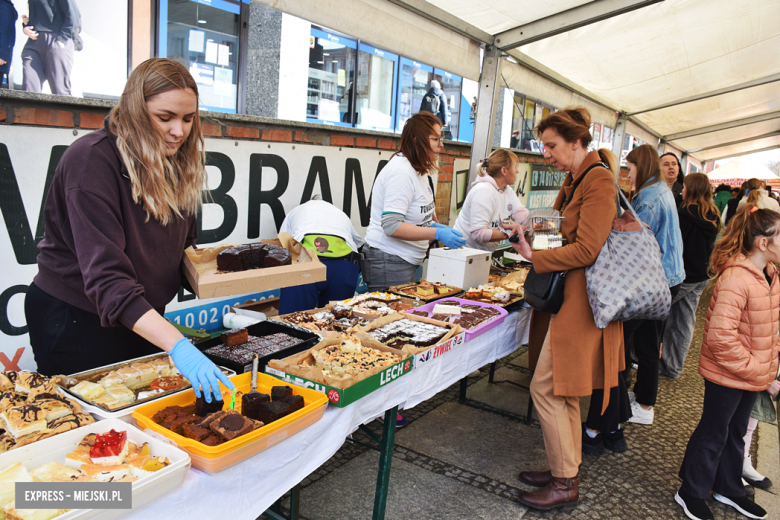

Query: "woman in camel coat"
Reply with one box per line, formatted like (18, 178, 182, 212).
(510, 107, 624, 511)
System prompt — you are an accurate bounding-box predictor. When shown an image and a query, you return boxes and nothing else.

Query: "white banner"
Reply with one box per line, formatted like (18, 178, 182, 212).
(0, 126, 394, 370)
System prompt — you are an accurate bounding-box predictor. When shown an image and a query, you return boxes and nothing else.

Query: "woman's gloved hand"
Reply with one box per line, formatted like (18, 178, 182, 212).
(435, 226, 466, 249)
(431, 222, 448, 229)
(170, 338, 235, 402)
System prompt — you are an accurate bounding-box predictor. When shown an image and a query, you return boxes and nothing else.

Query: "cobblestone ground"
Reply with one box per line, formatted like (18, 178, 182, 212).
(263, 282, 771, 519)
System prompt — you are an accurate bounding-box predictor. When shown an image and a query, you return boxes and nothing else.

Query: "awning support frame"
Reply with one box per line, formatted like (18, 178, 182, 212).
(468, 46, 503, 187)
(664, 110, 780, 141)
(494, 0, 664, 49)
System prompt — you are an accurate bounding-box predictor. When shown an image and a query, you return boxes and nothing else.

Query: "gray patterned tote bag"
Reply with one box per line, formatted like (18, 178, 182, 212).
(585, 183, 671, 329)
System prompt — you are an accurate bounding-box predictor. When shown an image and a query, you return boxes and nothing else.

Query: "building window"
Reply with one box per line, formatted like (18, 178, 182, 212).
(397, 58, 433, 133)
(307, 27, 356, 126)
(355, 43, 398, 132)
(433, 68, 462, 141)
(158, 0, 245, 114)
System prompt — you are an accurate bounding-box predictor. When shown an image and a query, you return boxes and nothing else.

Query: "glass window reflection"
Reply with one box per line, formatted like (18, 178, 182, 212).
(433, 68, 461, 140)
(307, 28, 356, 126)
(397, 58, 433, 133)
(355, 43, 397, 132)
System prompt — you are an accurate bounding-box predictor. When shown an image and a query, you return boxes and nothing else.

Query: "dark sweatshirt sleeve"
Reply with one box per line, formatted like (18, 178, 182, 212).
(55, 0, 78, 42)
(180, 216, 198, 293)
(64, 151, 154, 329)
(0, 4, 17, 63)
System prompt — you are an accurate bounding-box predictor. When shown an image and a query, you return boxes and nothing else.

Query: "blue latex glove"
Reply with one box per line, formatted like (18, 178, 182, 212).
(430, 222, 448, 229)
(435, 226, 466, 249)
(170, 338, 234, 402)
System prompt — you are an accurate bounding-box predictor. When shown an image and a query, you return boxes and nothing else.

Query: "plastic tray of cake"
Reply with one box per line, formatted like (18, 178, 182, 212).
(388, 280, 463, 302)
(405, 298, 508, 340)
(59, 353, 237, 422)
(132, 372, 328, 473)
(197, 320, 320, 374)
(0, 418, 191, 520)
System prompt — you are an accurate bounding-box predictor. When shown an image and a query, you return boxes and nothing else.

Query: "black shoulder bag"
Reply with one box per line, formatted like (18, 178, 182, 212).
(524, 163, 607, 314)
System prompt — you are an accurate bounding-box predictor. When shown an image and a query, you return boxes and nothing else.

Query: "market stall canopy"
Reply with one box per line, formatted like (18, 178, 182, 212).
(252, 0, 780, 161)
(706, 157, 780, 185)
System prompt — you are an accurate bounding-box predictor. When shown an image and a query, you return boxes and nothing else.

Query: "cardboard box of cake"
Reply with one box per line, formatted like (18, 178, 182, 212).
(334, 292, 417, 320)
(266, 333, 412, 407)
(274, 303, 372, 333)
(182, 233, 326, 298)
(354, 313, 465, 355)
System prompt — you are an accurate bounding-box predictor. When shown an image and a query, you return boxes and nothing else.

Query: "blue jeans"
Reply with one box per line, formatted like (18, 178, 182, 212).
(660, 280, 710, 379)
(279, 257, 360, 314)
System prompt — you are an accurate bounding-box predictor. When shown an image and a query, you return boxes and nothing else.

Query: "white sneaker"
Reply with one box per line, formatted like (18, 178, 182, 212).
(628, 391, 636, 404)
(628, 400, 654, 425)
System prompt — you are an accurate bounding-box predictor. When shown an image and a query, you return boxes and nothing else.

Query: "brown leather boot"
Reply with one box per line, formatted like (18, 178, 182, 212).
(518, 470, 552, 487)
(517, 475, 580, 511)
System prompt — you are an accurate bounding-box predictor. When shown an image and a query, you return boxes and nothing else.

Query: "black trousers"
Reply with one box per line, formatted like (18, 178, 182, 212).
(624, 284, 681, 407)
(679, 380, 757, 499)
(25, 282, 159, 375)
(585, 372, 631, 432)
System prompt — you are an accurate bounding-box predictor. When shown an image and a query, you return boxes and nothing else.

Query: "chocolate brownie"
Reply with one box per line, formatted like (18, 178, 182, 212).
(430, 313, 452, 322)
(169, 415, 199, 435)
(195, 394, 225, 417)
(221, 328, 248, 347)
(181, 423, 212, 441)
(242, 392, 270, 422)
(278, 394, 304, 414)
(409, 310, 429, 317)
(263, 245, 291, 267)
(271, 386, 293, 401)
(201, 433, 224, 446)
(216, 245, 248, 272)
(210, 410, 254, 441)
(255, 401, 290, 424)
(197, 410, 227, 429)
(152, 406, 186, 424)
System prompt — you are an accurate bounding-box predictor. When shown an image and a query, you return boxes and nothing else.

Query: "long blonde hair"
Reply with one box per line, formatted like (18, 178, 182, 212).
(744, 178, 764, 206)
(108, 58, 206, 225)
(710, 204, 780, 277)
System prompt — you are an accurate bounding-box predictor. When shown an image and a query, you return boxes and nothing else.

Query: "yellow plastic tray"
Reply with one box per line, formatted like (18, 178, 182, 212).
(132, 372, 328, 472)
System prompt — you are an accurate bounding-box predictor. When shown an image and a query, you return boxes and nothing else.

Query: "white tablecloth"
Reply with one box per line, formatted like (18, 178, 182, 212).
(126, 307, 531, 520)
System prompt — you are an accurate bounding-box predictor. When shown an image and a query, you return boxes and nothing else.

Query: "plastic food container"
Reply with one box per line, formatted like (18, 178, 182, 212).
(406, 298, 508, 340)
(132, 372, 328, 473)
(60, 354, 236, 422)
(196, 320, 320, 374)
(0, 418, 191, 520)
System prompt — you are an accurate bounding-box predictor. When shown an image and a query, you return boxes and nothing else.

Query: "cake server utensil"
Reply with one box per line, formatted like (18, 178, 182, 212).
(230, 388, 236, 410)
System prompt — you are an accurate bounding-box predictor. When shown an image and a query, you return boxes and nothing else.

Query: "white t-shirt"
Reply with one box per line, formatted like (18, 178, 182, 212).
(279, 200, 364, 253)
(453, 175, 529, 252)
(364, 154, 435, 265)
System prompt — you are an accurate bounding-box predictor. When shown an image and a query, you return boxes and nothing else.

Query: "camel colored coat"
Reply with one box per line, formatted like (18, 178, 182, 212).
(528, 151, 625, 411)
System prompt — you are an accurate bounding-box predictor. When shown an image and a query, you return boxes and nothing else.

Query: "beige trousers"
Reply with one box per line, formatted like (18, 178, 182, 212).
(529, 320, 582, 478)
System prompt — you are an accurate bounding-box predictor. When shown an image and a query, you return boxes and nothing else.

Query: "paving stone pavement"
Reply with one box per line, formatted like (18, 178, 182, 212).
(263, 282, 778, 519)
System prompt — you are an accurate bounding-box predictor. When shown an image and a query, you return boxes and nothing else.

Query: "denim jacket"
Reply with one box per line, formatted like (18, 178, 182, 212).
(632, 178, 685, 286)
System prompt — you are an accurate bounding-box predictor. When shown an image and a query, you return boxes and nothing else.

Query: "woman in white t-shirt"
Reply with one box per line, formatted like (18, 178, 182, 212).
(362, 111, 466, 292)
(453, 149, 530, 251)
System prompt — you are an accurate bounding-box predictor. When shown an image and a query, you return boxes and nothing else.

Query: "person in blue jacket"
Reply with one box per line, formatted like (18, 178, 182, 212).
(0, 0, 17, 88)
(624, 144, 684, 424)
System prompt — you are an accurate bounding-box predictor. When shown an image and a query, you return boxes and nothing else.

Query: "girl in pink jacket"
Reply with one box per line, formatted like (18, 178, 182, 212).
(676, 205, 780, 520)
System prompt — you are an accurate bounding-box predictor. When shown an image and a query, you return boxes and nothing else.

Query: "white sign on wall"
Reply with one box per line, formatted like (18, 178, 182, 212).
(0, 125, 394, 370)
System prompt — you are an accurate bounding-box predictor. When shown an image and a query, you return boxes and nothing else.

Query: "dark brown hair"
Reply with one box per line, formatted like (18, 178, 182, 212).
(534, 107, 593, 148)
(626, 144, 662, 196)
(711, 204, 780, 277)
(398, 111, 441, 175)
